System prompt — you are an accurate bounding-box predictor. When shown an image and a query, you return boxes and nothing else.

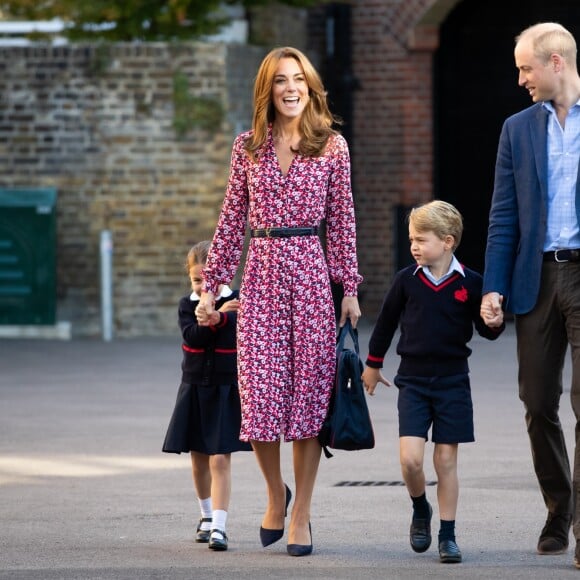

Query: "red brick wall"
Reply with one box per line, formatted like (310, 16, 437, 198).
(351, 0, 443, 317)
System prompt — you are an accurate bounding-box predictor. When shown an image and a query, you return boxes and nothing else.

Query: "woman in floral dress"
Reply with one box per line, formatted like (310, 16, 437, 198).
(197, 46, 362, 556)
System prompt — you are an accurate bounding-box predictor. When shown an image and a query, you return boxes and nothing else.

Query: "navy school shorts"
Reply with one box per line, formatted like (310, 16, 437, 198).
(394, 373, 474, 444)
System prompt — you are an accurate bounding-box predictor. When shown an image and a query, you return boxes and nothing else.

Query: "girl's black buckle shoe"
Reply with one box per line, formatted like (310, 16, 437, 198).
(208, 529, 228, 551)
(195, 517, 212, 543)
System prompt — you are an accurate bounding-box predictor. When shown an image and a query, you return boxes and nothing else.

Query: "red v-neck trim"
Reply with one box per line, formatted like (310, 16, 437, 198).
(417, 269, 461, 291)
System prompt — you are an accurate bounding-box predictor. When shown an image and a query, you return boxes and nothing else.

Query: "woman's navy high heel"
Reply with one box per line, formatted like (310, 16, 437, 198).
(287, 522, 312, 557)
(259, 484, 292, 547)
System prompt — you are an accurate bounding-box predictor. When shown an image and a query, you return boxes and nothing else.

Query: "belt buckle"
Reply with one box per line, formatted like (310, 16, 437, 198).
(265, 227, 272, 238)
(554, 249, 569, 263)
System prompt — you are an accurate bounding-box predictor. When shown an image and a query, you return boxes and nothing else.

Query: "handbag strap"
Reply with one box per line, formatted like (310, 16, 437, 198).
(336, 319, 360, 358)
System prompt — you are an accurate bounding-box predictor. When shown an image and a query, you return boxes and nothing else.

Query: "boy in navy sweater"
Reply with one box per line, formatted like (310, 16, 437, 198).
(362, 201, 504, 563)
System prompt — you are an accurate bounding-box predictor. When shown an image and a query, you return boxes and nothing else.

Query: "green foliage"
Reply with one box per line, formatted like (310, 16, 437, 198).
(0, 0, 323, 42)
(172, 71, 224, 138)
(89, 43, 112, 76)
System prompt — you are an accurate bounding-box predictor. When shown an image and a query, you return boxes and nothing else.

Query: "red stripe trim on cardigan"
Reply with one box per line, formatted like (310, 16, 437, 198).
(207, 312, 227, 331)
(417, 270, 461, 291)
(367, 354, 383, 363)
(182, 344, 236, 354)
(214, 312, 228, 328)
(182, 344, 203, 353)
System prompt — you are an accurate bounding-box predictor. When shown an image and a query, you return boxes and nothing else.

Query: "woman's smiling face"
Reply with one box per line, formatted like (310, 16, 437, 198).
(271, 57, 310, 120)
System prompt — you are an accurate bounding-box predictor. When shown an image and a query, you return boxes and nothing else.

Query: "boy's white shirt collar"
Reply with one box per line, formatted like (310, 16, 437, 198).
(413, 254, 465, 280)
(190, 285, 233, 301)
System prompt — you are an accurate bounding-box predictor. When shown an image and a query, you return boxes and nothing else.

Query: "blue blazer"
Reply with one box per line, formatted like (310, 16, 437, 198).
(483, 102, 580, 314)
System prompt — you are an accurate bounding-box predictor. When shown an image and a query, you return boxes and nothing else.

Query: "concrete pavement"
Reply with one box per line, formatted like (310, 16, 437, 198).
(0, 320, 578, 579)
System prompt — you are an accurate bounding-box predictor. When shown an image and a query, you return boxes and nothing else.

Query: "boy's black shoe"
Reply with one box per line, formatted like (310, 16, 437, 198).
(410, 503, 432, 553)
(439, 539, 462, 563)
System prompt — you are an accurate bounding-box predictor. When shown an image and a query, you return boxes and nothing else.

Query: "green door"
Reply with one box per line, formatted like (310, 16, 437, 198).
(0, 188, 57, 325)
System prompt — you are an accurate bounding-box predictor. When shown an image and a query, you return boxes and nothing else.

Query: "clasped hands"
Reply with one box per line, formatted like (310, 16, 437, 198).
(196, 291, 239, 326)
(480, 292, 504, 328)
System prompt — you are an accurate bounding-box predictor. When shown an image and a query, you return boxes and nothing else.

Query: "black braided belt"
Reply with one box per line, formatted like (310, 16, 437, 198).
(543, 249, 580, 262)
(250, 226, 318, 238)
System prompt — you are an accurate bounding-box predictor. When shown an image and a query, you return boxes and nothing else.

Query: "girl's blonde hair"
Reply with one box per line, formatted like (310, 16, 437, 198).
(408, 200, 463, 250)
(244, 46, 340, 160)
(184, 240, 211, 273)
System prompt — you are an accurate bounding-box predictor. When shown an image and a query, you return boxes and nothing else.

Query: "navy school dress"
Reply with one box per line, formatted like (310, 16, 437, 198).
(162, 287, 252, 455)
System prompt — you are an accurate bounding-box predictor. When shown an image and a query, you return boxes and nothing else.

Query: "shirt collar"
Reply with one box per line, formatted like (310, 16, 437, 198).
(191, 285, 233, 301)
(413, 254, 465, 278)
(542, 98, 580, 114)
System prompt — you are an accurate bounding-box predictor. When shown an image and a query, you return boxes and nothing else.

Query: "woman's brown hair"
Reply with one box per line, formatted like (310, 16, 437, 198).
(244, 46, 340, 160)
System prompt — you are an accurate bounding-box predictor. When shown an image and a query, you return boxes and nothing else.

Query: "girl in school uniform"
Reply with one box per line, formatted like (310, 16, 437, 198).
(163, 240, 251, 551)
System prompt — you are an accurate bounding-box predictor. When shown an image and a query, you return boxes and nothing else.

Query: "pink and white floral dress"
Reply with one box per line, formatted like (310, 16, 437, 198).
(203, 126, 362, 442)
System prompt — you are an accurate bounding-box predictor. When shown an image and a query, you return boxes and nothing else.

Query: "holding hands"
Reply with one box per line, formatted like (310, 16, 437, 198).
(480, 292, 504, 328)
(196, 291, 240, 326)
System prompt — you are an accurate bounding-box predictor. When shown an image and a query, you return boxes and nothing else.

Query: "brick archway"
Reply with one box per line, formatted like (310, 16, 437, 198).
(350, 0, 461, 317)
(392, 0, 463, 208)
(392, 0, 462, 52)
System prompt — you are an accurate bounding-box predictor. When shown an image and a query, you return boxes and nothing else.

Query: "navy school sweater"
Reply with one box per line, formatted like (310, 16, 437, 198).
(366, 264, 504, 377)
(178, 291, 238, 385)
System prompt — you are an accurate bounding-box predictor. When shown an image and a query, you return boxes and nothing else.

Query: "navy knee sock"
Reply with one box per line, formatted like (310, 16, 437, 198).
(438, 519, 456, 542)
(411, 493, 430, 519)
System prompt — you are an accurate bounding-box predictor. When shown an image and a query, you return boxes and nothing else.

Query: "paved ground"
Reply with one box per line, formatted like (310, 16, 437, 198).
(0, 320, 578, 579)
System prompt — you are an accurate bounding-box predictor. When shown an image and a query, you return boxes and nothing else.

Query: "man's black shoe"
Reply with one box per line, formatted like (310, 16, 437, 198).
(537, 513, 571, 555)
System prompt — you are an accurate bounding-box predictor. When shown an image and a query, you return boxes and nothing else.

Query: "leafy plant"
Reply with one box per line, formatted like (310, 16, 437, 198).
(172, 71, 224, 138)
(0, 0, 323, 42)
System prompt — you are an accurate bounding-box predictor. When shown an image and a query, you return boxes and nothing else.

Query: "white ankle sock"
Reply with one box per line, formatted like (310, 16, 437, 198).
(211, 509, 228, 537)
(198, 497, 212, 530)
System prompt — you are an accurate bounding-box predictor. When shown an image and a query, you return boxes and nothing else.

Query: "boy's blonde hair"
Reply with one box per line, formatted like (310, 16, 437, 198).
(408, 200, 463, 250)
(185, 240, 211, 273)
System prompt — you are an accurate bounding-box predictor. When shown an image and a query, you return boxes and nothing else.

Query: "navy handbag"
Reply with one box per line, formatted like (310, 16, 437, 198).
(318, 320, 375, 458)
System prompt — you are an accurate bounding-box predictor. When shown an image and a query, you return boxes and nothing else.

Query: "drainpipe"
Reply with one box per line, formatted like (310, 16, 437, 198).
(100, 229, 113, 341)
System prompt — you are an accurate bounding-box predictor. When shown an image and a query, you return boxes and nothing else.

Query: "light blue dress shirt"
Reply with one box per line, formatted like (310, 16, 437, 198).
(542, 100, 580, 251)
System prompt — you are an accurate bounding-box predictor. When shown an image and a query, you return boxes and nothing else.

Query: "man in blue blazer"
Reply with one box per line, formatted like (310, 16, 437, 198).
(481, 22, 580, 567)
